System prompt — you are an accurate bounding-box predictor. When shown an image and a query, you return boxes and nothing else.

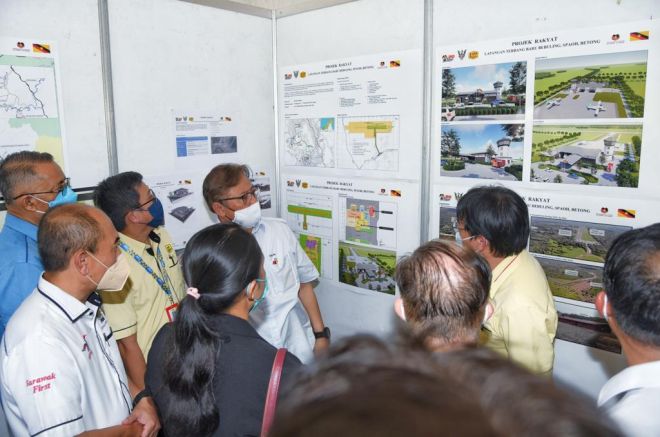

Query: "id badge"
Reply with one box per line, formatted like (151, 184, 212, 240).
(166, 303, 179, 322)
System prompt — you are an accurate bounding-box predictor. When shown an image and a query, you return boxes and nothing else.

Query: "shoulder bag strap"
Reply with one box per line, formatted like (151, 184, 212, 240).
(261, 348, 287, 437)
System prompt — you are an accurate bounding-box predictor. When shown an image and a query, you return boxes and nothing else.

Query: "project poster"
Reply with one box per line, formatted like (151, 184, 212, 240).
(173, 111, 238, 161)
(281, 174, 420, 296)
(432, 181, 660, 353)
(145, 173, 214, 250)
(0, 38, 67, 175)
(436, 20, 659, 195)
(279, 50, 423, 180)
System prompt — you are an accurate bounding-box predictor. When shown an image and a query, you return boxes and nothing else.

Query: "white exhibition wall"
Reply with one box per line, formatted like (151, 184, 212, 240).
(3, 0, 659, 401)
(0, 0, 110, 189)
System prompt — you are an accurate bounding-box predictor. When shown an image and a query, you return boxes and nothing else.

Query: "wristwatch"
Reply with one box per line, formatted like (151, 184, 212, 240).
(313, 327, 331, 340)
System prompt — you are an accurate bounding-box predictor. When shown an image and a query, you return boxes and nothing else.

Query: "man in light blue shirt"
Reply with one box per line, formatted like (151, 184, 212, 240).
(0, 151, 76, 338)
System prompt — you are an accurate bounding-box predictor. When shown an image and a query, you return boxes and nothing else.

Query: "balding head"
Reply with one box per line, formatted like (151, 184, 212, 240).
(395, 240, 491, 346)
(38, 204, 111, 272)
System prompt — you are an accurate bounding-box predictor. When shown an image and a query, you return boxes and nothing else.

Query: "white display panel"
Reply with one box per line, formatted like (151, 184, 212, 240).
(279, 50, 423, 180)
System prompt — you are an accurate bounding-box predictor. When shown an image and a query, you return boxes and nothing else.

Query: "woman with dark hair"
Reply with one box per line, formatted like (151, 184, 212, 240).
(145, 223, 301, 436)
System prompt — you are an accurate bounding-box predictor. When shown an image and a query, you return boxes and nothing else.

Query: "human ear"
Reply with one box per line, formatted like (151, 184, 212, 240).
(393, 297, 406, 321)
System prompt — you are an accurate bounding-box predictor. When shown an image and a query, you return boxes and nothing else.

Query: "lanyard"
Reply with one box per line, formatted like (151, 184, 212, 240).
(119, 241, 176, 305)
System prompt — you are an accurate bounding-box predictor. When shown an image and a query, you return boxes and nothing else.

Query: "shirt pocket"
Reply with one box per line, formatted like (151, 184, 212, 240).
(265, 251, 298, 295)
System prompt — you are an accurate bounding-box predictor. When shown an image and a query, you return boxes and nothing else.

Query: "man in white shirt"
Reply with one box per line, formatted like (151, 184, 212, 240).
(596, 223, 660, 437)
(203, 164, 328, 364)
(0, 203, 159, 436)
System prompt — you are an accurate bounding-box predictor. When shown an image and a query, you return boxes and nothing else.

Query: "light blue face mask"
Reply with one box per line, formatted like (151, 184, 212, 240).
(454, 231, 476, 247)
(249, 278, 269, 313)
(31, 185, 78, 210)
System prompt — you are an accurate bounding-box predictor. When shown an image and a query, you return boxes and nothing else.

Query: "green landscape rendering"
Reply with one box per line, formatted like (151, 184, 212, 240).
(533, 50, 647, 119)
(338, 241, 396, 295)
(530, 124, 642, 187)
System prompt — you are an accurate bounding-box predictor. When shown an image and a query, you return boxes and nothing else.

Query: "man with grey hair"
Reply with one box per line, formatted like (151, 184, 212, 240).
(0, 151, 77, 338)
(394, 240, 493, 350)
(1, 203, 159, 436)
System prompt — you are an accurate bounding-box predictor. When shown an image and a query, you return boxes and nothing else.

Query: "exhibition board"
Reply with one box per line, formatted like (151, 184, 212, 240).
(0, 0, 110, 190)
(107, 0, 279, 245)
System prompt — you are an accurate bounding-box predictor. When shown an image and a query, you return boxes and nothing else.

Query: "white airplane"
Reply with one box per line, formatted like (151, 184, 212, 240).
(546, 99, 561, 109)
(587, 100, 606, 116)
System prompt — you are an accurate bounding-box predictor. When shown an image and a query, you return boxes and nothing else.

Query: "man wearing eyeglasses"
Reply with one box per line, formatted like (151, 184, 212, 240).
(94, 172, 186, 393)
(203, 164, 328, 364)
(0, 151, 77, 339)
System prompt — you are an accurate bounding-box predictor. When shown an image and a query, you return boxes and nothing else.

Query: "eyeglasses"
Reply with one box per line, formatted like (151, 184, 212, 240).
(12, 177, 71, 200)
(218, 186, 259, 205)
(133, 189, 156, 211)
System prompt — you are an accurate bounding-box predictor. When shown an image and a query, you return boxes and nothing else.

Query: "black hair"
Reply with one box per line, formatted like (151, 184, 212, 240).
(0, 151, 54, 204)
(38, 204, 102, 272)
(456, 185, 529, 257)
(93, 171, 142, 231)
(161, 223, 263, 436)
(272, 335, 622, 437)
(603, 223, 660, 346)
(395, 240, 491, 346)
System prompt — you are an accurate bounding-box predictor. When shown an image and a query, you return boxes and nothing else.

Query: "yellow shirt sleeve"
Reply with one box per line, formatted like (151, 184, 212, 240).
(99, 279, 138, 340)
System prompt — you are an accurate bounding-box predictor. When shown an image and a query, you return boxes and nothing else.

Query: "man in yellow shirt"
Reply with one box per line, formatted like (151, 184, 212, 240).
(94, 172, 186, 390)
(456, 185, 557, 375)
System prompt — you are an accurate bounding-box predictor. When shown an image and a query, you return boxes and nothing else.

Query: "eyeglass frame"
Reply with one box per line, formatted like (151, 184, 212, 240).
(12, 177, 71, 200)
(216, 186, 260, 206)
(129, 189, 157, 213)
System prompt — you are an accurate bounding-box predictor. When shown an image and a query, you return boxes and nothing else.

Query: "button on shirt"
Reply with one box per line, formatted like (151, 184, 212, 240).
(0, 276, 132, 436)
(100, 227, 185, 359)
(249, 218, 319, 364)
(598, 360, 660, 437)
(480, 250, 558, 375)
(0, 214, 43, 339)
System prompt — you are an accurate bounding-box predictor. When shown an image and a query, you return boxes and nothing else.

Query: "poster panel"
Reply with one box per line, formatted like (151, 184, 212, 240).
(279, 50, 423, 180)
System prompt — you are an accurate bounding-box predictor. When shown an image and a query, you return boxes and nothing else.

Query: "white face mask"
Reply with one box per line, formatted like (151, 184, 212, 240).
(87, 252, 130, 292)
(233, 201, 262, 229)
(455, 231, 476, 247)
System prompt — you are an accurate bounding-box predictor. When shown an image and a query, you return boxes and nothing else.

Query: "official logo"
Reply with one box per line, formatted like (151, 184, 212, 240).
(617, 209, 636, 219)
(611, 34, 620, 41)
(301, 182, 309, 189)
(442, 54, 455, 62)
(629, 31, 649, 41)
(293, 71, 299, 78)
(457, 49, 467, 60)
(300, 71, 307, 78)
(378, 61, 387, 68)
(439, 194, 452, 202)
(287, 180, 295, 187)
(17, 41, 24, 48)
(295, 179, 301, 187)
(468, 51, 479, 60)
(284, 73, 292, 80)
(32, 43, 50, 54)
(597, 207, 612, 217)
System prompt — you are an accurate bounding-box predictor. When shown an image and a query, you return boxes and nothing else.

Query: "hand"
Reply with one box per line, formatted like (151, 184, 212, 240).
(313, 337, 330, 355)
(122, 397, 161, 437)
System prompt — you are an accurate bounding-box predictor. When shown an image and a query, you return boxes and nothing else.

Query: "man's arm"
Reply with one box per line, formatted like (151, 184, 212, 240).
(298, 282, 329, 354)
(117, 334, 146, 395)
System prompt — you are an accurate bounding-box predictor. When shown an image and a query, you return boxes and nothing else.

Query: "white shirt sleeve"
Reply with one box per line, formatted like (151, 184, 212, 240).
(2, 335, 85, 436)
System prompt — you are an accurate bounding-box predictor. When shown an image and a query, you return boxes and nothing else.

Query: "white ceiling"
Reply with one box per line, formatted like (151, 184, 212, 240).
(180, 0, 356, 17)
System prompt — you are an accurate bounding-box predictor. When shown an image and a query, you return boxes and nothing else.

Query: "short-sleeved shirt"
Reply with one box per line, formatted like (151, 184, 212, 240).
(249, 218, 319, 364)
(480, 249, 558, 375)
(598, 360, 660, 437)
(0, 214, 43, 338)
(100, 227, 186, 359)
(0, 277, 132, 436)
(146, 314, 301, 437)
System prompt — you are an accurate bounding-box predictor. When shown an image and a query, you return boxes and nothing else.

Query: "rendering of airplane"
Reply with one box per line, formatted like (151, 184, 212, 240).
(546, 99, 561, 109)
(587, 100, 606, 116)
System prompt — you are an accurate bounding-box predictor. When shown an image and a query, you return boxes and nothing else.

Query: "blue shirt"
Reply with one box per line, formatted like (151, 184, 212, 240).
(0, 214, 43, 339)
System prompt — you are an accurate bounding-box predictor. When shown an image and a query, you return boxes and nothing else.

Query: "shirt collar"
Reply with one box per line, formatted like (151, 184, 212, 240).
(4, 213, 38, 242)
(37, 275, 97, 323)
(252, 219, 265, 235)
(119, 230, 157, 255)
(598, 360, 660, 407)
